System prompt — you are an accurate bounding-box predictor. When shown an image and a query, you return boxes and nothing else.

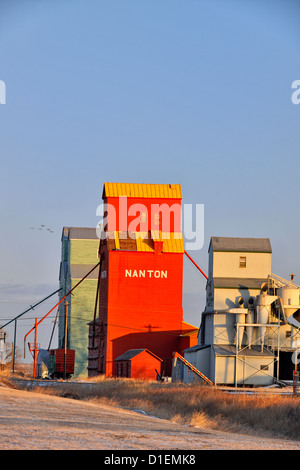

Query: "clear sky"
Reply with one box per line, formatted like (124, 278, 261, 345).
(0, 0, 299, 357)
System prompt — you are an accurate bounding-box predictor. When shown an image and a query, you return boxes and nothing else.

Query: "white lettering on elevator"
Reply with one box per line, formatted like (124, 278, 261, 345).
(125, 269, 167, 278)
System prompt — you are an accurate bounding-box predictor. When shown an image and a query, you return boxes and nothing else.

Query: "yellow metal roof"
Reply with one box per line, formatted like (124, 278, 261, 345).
(135, 231, 184, 253)
(181, 321, 199, 333)
(106, 231, 184, 253)
(102, 182, 182, 199)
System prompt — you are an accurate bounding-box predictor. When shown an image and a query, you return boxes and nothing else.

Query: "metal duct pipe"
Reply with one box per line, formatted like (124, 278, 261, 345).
(246, 297, 255, 349)
(256, 284, 278, 351)
(227, 299, 248, 349)
(257, 295, 270, 352)
(278, 286, 300, 317)
(236, 297, 245, 349)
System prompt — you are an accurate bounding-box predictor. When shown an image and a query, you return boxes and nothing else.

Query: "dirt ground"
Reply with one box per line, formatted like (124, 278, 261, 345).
(0, 382, 299, 450)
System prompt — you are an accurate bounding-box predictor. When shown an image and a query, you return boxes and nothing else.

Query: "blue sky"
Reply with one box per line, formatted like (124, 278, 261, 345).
(0, 0, 299, 355)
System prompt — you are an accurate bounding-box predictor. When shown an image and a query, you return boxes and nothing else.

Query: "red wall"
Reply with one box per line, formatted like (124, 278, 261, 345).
(115, 352, 162, 380)
(108, 251, 183, 315)
(130, 351, 162, 380)
(104, 250, 184, 377)
(104, 196, 182, 233)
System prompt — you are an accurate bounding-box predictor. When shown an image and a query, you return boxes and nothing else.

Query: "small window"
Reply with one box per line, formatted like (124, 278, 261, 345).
(260, 365, 269, 371)
(239, 256, 246, 268)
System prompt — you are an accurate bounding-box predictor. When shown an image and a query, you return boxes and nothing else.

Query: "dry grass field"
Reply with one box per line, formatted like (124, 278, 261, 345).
(3, 367, 299, 442)
(48, 379, 300, 440)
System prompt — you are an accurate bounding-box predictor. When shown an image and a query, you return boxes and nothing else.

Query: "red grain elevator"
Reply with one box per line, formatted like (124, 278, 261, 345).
(88, 183, 197, 378)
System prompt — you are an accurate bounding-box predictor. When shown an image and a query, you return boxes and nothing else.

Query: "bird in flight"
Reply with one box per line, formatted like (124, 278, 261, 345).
(30, 225, 54, 233)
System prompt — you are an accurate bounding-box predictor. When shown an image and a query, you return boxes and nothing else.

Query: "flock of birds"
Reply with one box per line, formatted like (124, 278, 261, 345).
(30, 225, 54, 233)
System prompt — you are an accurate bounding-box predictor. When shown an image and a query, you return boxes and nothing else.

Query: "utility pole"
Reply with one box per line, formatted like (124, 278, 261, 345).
(12, 320, 17, 373)
(64, 301, 69, 380)
(33, 318, 38, 378)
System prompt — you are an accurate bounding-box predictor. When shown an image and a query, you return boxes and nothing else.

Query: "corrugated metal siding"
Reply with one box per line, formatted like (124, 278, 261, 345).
(210, 237, 272, 253)
(103, 182, 182, 199)
(213, 277, 267, 289)
(97, 248, 185, 377)
(68, 227, 99, 239)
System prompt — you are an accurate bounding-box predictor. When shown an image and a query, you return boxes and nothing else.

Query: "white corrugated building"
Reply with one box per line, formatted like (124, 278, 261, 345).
(181, 237, 300, 386)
